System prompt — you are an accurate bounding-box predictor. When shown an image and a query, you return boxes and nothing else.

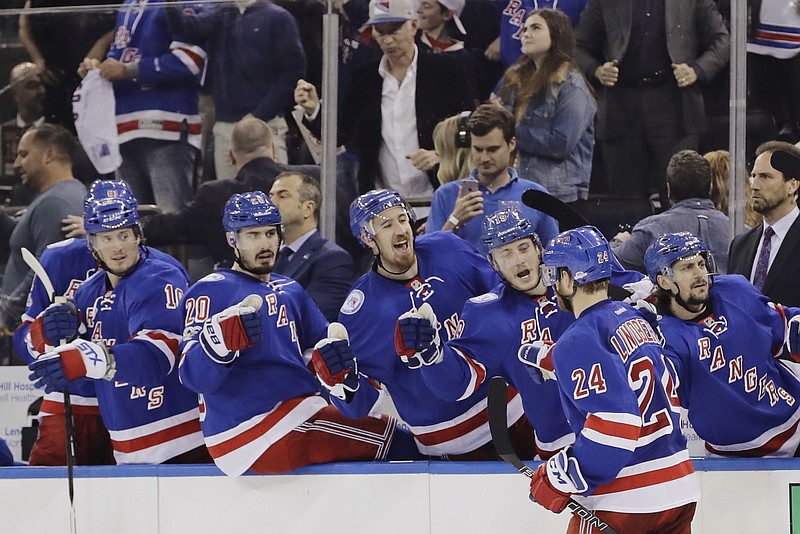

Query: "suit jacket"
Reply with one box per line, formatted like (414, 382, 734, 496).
(306, 51, 477, 194)
(728, 217, 800, 307)
(142, 157, 320, 263)
(273, 230, 356, 321)
(575, 0, 730, 139)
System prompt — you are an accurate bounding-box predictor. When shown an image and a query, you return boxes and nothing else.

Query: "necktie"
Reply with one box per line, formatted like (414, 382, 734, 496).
(275, 247, 293, 271)
(752, 226, 775, 291)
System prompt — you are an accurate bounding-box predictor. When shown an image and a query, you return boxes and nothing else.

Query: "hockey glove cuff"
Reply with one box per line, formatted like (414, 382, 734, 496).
(199, 294, 263, 364)
(394, 303, 443, 369)
(312, 323, 359, 401)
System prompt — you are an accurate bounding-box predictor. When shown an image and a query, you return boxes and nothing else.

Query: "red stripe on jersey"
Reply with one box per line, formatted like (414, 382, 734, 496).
(207, 397, 306, 458)
(118, 120, 203, 135)
(584, 413, 641, 441)
(111, 418, 202, 453)
(592, 458, 695, 496)
(755, 30, 800, 43)
(134, 330, 181, 356)
(461, 350, 487, 395)
(414, 386, 516, 446)
(706, 417, 800, 457)
(174, 46, 205, 69)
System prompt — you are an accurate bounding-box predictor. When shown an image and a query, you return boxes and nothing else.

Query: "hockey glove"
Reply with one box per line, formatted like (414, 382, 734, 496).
(29, 300, 81, 352)
(28, 339, 115, 393)
(529, 448, 588, 513)
(394, 303, 443, 369)
(787, 316, 800, 356)
(312, 322, 359, 401)
(631, 299, 665, 347)
(622, 277, 655, 303)
(199, 294, 263, 364)
(517, 340, 556, 384)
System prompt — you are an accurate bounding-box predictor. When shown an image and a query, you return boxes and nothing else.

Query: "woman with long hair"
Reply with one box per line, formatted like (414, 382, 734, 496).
(496, 9, 595, 206)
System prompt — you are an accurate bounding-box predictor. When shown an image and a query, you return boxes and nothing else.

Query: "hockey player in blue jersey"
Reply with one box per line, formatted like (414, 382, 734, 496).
(395, 208, 574, 458)
(529, 226, 698, 533)
(646, 232, 800, 457)
(15, 179, 191, 465)
(319, 189, 538, 459)
(26, 190, 208, 465)
(178, 191, 419, 477)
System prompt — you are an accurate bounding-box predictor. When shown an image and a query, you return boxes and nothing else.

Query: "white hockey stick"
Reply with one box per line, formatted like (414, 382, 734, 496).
(21, 247, 77, 534)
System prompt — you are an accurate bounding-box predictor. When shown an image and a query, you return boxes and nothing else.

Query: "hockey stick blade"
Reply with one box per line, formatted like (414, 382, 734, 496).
(520, 190, 632, 302)
(487, 377, 619, 534)
(522, 189, 588, 230)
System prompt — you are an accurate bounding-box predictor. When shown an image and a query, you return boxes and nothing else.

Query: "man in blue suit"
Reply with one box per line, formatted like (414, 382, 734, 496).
(269, 172, 356, 321)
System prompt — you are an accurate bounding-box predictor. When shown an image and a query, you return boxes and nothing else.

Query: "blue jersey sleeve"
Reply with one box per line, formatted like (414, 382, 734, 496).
(111, 268, 188, 386)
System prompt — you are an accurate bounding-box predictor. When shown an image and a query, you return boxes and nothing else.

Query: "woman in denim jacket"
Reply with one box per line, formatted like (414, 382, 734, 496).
(496, 9, 596, 205)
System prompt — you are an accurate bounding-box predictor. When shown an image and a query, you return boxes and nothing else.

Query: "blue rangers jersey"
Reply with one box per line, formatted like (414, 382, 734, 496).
(73, 254, 202, 464)
(179, 269, 329, 477)
(417, 284, 575, 458)
(553, 299, 699, 513)
(338, 232, 504, 455)
(107, 0, 207, 148)
(659, 275, 800, 457)
(15, 238, 189, 419)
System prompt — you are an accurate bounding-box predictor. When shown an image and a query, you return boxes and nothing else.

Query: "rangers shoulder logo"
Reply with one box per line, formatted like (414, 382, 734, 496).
(341, 289, 365, 315)
(199, 273, 225, 283)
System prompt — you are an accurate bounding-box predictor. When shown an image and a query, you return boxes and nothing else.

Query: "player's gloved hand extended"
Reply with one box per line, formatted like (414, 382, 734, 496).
(312, 322, 359, 401)
(394, 302, 443, 369)
(199, 294, 263, 364)
(786, 316, 800, 355)
(29, 300, 81, 352)
(28, 339, 115, 393)
(529, 448, 588, 513)
(518, 340, 556, 384)
(631, 298, 665, 346)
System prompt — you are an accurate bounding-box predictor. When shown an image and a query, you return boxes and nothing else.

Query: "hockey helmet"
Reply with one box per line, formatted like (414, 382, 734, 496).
(223, 191, 282, 233)
(349, 189, 415, 247)
(644, 232, 710, 283)
(84, 195, 139, 235)
(481, 208, 541, 256)
(85, 179, 136, 209)
(541, 226, 612, 287)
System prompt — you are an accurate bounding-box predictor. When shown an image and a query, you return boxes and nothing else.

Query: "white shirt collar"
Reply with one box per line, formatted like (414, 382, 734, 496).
(16, 115, 45, 129)
(378, 45, 419, 81)
(764, 205, 800, 241)
(281, 227, 316, 254)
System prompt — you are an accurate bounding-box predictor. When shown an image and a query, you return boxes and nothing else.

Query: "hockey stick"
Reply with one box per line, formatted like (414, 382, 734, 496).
(521, 189, 632, 302)
(21, 247, 77, 534)
(487, 377, 619, 534)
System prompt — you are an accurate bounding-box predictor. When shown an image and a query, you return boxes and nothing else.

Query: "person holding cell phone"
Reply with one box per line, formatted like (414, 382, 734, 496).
(426, 103, 559, 254)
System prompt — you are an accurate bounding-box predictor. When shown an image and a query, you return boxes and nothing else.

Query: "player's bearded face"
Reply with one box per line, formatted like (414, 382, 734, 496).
(492, 238, 543, 294)
(670, 255, 710, 309)
(233, 225, 280, 275)
(368, 207, 416, 273)
(91, 227, 141, 276)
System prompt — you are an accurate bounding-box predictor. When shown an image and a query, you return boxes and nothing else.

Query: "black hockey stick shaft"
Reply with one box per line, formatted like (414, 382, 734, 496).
(488, 377, 619, 534)
(21, 248, 77, 534)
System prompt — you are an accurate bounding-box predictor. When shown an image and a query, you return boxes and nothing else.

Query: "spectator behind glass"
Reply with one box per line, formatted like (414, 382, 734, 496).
(166, 0, 307, 177)
(496, 9, 595, 206)
(704, 149, 762, 229)
(611, 149, 731, 274)
(78, 0, 207, 214)
(432, 113, 472, 185)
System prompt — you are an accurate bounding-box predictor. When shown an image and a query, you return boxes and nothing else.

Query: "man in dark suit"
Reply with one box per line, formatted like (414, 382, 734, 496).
(269, 172, 355, 321)
(729, 141, 800, 306)
(575, 0, 730, 203)
(294, 0, 476, 198)
(141, 117, 319, 263)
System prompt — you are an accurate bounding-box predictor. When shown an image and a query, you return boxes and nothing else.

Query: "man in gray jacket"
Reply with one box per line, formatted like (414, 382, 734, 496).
(611, 149, 730, 273)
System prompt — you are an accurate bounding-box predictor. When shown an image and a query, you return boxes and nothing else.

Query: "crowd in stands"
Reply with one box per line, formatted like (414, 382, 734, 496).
(2, 2, 800, 521)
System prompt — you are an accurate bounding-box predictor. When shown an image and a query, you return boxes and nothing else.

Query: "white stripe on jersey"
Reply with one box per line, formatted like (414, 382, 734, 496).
(452, 347, 486, 402)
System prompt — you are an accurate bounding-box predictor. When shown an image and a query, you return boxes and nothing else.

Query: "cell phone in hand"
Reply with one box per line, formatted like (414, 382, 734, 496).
(460, 178, 480, 197)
